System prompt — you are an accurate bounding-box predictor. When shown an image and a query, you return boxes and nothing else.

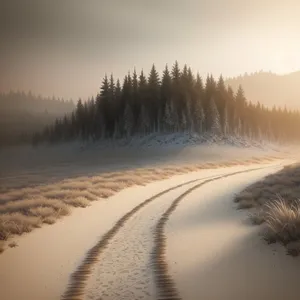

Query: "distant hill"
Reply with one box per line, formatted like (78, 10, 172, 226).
(226, 71, 300, 109)
(0, 91, 75, 146)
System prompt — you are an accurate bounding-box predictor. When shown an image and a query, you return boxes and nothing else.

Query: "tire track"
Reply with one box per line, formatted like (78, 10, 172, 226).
(62, 163, 281, 300)
(61, 175, 220, 299)
(152, 165, 281, 300)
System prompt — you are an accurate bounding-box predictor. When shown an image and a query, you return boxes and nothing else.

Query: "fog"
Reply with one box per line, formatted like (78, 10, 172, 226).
(1, 0, 300, 100)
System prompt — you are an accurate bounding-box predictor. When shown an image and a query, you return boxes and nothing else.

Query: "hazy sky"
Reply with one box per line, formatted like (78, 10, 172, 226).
(1, 0, 300, 100)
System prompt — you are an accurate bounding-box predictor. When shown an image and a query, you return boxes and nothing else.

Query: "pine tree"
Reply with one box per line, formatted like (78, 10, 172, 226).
(209, 97, 221, 135)
(132, 68, 139, 130)
(192, 73, 204, 133)
(171, 61, 181, 82)
(181, 112, 187, 131)
(204, 75, 217, 130)
(124, 104, 134, 138)
(171, 61, 181, 131)
(120, 75, 133, 129)
(137, 70, 148, 133)
(95, 75, 110, 138)
(147, 64, 160, 131)
(161, 65, 172, 103)
(200, 107, 205, 133)
(161, 65, 172, 131)
(139, 105, 151, 134)
(76, 98, 85, 138)
(193, 99, 203, 133)
(164, 101, 175, 132)
(223, 104, 229, 136)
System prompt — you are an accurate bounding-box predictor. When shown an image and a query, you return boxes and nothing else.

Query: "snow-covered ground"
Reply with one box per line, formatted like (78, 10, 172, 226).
(0, 134, 297, 300)
(166, 165, 300, 300)
(0, 133, 286, 190)
(0, 160, 291, 300)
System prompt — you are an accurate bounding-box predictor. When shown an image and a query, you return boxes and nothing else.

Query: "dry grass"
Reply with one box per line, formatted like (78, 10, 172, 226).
(8, 241, 18, 248)
(235, 162, 300, 255)
(264, 197, 300, 245)
(249, 208, 266, 225)
(29, 206, 56, 218)
(0, 213, 42, 240)
(0, 197, 70, 215)
(237, 199, 257, 209)
(43, 216, 57, 225)
(0, 154, 277, 252)
(62, 197, 90, 208)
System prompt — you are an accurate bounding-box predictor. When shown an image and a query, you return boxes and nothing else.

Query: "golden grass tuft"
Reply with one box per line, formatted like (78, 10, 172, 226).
(235, 162, 300, 252)
(0, 197, 70, 216)
(89, 188, 114, 198)
(29, 206, 56, 218)
(0, 213, 42, 240)
(63, 197, 90, 208)
(264, 197, 300, 245)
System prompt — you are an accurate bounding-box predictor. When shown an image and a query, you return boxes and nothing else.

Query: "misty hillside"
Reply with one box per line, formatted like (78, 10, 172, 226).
(226, 71, 300, 109)
(0, 91, 74, 114)
(0, 91, 75, 146)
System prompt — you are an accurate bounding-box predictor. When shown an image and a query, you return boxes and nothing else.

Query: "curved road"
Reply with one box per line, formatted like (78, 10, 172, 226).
(61, 161, 298, 300)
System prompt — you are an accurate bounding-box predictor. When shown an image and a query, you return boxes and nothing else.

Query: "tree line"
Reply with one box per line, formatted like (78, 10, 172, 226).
(34, 62, 300, 145)
(0, 91, 75, 146)
(0, 91, 74, 114)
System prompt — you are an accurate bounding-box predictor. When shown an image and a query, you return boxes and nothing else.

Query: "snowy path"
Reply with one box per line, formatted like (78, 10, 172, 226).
(166, 166, 300, 300)
(0, 160, 290, 300)
(64, 162, 286, 300)
(82, 180, 199, 300)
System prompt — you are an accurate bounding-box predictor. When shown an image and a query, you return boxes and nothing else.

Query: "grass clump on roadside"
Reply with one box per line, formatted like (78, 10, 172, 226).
(264, 197, 300, 245)
(234, 162, 300, 256)
(8, 241, 18, 248)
